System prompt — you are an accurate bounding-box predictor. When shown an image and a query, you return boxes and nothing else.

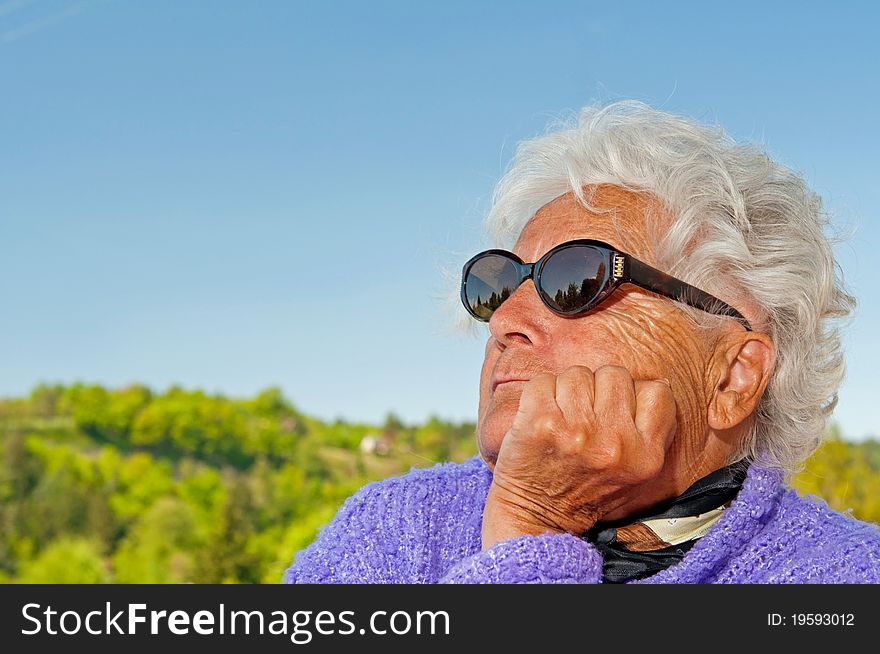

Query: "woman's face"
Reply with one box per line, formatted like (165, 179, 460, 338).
(476, 186, 727, 484)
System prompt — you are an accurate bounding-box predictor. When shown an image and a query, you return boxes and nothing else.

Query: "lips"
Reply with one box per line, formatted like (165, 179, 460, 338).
(491, 377, 531, 392)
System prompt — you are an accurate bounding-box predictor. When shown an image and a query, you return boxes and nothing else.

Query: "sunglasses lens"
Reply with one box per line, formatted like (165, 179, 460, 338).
(539, 246, 607, 313)
(464, 253, 521, 319)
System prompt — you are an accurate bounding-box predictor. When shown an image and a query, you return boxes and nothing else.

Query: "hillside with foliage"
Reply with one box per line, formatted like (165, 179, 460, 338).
(0, 384, 877, 583)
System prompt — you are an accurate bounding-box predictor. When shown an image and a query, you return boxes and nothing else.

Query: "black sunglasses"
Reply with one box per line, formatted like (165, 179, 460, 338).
(460, 238, 752, 331)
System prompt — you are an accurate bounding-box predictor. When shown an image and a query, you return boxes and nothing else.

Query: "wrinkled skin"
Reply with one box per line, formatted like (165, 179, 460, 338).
(477, 186, 775, 550)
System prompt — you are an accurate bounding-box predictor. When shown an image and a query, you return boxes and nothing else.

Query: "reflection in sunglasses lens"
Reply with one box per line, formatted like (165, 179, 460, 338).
(465, 254, 520, 319)
(540, 247, 605, 312)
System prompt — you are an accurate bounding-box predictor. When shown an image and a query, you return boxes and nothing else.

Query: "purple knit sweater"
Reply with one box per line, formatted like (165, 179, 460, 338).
(283, 454, 880, 583)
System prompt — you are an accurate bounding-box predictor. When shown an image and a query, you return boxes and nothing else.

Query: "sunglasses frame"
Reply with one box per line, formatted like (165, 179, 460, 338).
(460, 238, 752, 331)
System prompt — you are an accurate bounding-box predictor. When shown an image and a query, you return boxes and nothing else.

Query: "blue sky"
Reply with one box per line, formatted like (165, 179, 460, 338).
(2, 1, 878, 439)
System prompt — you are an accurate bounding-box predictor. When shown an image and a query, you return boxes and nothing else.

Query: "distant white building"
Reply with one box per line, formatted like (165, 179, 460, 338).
(359, 432, 391, 456)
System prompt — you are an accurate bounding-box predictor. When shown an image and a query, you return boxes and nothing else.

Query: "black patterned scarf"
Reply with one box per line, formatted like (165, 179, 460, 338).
(582, 461, 749, 583)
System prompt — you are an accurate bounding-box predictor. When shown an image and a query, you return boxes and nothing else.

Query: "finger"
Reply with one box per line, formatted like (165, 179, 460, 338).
(593, 365, 637, 423)
(553, 365, 595, 426)
(510, 372, 560, 434)
(633, 379, 678, 450)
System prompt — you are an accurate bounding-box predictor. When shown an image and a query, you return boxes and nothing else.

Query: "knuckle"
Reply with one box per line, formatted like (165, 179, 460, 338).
(638, 389, 662, 412)
(649, 380, 674, 402)
(532, 413, 559, 435)
(568, 426, 591, 449)
(641, 446, 666, 478)
(594, 366, 634, 398)
(596, 364, 631, 379)
(638, 382, 672, 409)
(558, 365, 594, 389)
(589, 438, 622, 470)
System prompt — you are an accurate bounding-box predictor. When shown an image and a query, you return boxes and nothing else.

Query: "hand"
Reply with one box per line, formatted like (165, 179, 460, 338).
(481, 364, 678, 551)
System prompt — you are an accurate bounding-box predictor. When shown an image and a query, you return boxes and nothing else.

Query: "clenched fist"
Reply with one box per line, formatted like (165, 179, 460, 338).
(481, 364, 679, 551)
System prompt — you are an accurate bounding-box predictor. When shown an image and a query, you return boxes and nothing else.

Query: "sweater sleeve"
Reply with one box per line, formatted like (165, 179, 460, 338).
(438, 531, 604, 584)
(282, 479, 419, 584)
(779, 526, 880, 583)
(283, 456, 607, 584)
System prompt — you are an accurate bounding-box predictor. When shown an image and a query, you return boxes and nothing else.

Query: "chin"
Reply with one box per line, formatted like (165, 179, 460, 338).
(476, 417, 510, 472)
(478, 444, 498, 472)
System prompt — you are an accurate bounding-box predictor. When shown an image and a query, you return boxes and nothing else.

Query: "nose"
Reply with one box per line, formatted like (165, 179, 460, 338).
(488, 277, 546, 347)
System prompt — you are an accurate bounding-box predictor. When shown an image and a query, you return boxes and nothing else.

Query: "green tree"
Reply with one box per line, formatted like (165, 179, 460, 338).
(194, 475, 262, 583)
(67, 383, 151, 445)
(113, 497, 201, 583)
(17, 538, 111, 584)
(793, 432, 880, 523)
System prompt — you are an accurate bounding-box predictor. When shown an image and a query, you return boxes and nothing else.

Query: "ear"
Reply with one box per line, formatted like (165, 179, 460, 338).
(707, 332, 775, 432)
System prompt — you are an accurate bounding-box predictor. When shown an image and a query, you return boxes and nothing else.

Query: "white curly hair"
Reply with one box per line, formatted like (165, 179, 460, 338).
(438, 100, 856, 475)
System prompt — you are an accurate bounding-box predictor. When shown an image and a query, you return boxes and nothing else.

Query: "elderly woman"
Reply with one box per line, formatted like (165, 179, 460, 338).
(284, 101, 880, 583)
